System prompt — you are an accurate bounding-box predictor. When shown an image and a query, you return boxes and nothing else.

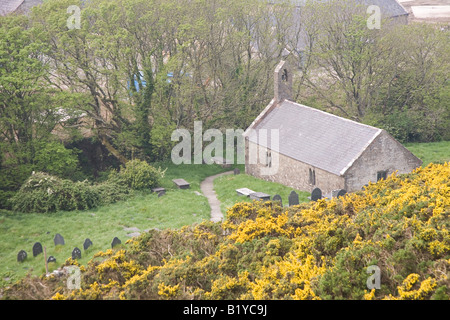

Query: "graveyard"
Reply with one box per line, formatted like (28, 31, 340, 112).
(0, 141, 448, 293)
(1, 160, 448, 300)
(0, 159, 311, 287)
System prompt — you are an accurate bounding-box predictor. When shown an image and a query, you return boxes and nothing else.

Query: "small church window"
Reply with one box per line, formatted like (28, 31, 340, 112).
(266, 150, 272, 168)
(309, 168, 316, 185)
(281, 69, 288, 82)
(377, 171, 387, 181)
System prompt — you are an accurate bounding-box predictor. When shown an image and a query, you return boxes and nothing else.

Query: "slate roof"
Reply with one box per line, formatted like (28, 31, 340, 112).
(360, 0, 408, 17)
(0, 0, 24, 16)
(0, 0, 42, 16)
(245, 100, 383, 176)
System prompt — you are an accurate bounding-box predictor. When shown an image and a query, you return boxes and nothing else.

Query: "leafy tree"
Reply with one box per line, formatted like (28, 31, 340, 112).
(0, 13, 79, 207)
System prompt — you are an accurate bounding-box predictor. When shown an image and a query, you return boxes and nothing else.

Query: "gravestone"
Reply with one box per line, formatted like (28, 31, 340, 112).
(17, 250, 27, 262)
(111, 237, 121, 248)
(336, 189, 347, 198)
(47, 256, 56, 263)
(172, 179, 190, 189)
(152, 187, 165, 195)
(249, 192, 271, 201)
(72, 247, 81, 260)
(311, 187, 322, 201)
(83, 238, 93, 251)
(53, 233, 65, 246)
(236, 188, 255, 197)
(272, 194, 282, 206)
(233, 168, 240, 175)
(288, 191, 299, 206)
(32, 242, 43, 257)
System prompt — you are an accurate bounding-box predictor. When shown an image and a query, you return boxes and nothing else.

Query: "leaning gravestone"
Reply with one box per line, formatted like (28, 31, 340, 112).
(111, 237, 121, 248)
(83, 238, 93, 251)
(32, 242, 43, 257)
(152, 187, 165, 195)
(72, 247, 81, 260)
(54, 233, 65, 246)
(311, 187, 322, 201)
(17, 250, 27, 262)
(336, 189, 347, 198)
(272, 194, 282, 206)
(288, 191, 299, 206)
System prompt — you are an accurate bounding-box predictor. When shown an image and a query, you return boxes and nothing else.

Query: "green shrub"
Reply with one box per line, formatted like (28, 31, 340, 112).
(0, 164, 33, 209)
(33, 141, 81, 178)
(92, 180, 132, 205)
(10, 172, 100, 213)
(110, 159, 165, 190)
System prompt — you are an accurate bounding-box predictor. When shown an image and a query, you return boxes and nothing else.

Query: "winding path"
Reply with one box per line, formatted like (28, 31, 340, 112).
(200, 170, 234, 222)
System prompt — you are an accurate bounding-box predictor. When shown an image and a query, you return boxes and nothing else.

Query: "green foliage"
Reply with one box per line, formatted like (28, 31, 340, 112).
(91, 180, 132, 206)
(149, 121, 177, 161)
(10, 172, 100, 213)
(110, 159, 165, 190)
(33, 140, 81, 178)
(0, 164, 33, 209)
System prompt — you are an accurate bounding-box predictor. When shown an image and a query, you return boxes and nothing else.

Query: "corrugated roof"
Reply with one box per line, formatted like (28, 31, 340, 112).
(0, 0, 24, 16)
(246, 100, 382, 176)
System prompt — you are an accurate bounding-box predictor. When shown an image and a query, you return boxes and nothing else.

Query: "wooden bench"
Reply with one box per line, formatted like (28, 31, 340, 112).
(236, 188, 255, 197)
(172, 179, 190, 189)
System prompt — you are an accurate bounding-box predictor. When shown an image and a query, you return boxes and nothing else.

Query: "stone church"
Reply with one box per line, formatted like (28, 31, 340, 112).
(243, 60, 422, 194)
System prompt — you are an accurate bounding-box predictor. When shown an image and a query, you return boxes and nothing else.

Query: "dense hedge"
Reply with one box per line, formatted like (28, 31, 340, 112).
(3, 163, 449, 300)
(9, 160, 163, 213)
(10, 172, 100, 213)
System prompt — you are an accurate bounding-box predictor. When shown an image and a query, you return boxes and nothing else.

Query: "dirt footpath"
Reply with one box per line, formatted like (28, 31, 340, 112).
(200, 171, 234, 223)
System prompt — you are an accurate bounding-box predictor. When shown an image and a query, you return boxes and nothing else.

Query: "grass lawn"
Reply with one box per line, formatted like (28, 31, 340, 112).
(0, 162, 229, 286)
(404, 140, 450, 166)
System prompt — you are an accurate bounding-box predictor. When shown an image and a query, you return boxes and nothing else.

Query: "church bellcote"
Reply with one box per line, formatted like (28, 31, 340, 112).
(274, 60, 292, 104)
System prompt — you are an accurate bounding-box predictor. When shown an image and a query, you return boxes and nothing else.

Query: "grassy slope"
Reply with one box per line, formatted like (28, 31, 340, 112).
(0, 141, 448, 287)
(404, 140, 450, 166)
(0, 162, 229, 285)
